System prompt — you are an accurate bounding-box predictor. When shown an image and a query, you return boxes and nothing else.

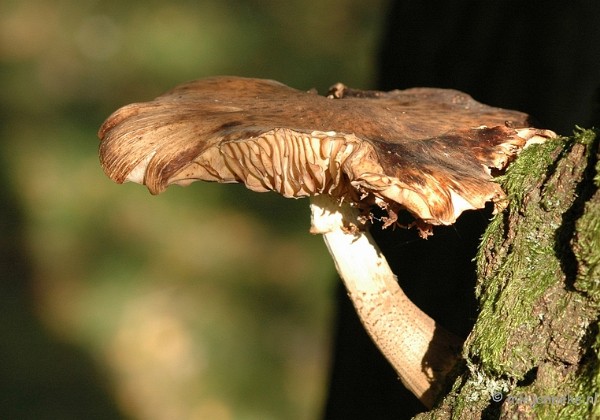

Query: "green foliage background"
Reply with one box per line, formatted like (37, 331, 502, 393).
(0, 1, 386, 419)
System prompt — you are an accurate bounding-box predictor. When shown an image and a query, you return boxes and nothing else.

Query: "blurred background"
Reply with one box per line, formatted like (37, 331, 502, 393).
(0, 1, 387, 419)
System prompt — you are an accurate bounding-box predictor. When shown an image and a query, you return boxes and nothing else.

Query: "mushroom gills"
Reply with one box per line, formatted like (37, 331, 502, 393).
(170, 129, 364, 199)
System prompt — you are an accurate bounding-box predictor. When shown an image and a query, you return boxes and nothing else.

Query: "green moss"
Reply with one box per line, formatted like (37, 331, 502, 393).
(574, 214, 600, 298)
(469, 129, 597, 377)
(574, 126, 598, 146)
(572, 134, 600, 300)
(422, 128, 599, 418)
(554, 321, 600, 418)
(494, 137, 564, 209)
(592, 326, 600, 418)
(470, 137, 569, 378)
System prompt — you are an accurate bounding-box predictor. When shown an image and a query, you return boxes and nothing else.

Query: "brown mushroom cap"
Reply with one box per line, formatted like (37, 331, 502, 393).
(99, 76, 539, 226)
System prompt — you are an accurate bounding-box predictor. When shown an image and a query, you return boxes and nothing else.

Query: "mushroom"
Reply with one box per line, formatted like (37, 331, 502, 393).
(98, 76, 554, 408)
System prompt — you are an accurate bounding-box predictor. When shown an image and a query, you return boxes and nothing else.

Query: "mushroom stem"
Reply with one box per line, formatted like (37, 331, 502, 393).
(309, 194, 462, 408)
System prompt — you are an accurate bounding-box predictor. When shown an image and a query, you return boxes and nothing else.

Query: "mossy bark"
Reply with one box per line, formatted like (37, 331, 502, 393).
(415, 129, 600, 419)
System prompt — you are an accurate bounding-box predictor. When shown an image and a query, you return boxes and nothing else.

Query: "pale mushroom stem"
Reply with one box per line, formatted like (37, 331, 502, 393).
(309, 194, 463, 408)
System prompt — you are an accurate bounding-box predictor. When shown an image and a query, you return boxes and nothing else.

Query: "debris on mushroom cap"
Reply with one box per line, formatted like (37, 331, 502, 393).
(98, 76, 555, 230)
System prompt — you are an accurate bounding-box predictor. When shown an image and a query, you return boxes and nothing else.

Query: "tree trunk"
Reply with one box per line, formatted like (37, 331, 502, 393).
(416, 128, 600, 418)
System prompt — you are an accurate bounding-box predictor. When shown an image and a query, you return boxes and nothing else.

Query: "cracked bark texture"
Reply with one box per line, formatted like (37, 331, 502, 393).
(415, 129, 600, 418)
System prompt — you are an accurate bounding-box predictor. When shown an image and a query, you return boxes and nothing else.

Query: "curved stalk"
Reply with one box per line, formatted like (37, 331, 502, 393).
(310, 195, 463, 408)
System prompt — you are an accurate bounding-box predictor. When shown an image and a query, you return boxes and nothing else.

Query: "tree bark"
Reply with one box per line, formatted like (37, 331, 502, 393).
(416, 128, 600, 418)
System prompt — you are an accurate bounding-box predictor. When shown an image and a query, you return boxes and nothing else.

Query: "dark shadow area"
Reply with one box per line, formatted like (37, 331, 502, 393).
(0, 148, 124, 419)
(324, 1, 600, 418)
(323, 281, 424, 419)
(325, 209, 488, 419)
(419, 324, 466, 413)
(378, 0, 600, 135)
(371, 210, 489, 338)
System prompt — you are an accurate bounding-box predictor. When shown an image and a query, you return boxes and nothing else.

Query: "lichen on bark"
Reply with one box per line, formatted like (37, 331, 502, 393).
(415, 129, 600, 419)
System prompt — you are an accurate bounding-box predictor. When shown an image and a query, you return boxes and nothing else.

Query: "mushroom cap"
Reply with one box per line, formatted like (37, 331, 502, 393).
(99, 76, 542, 226)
